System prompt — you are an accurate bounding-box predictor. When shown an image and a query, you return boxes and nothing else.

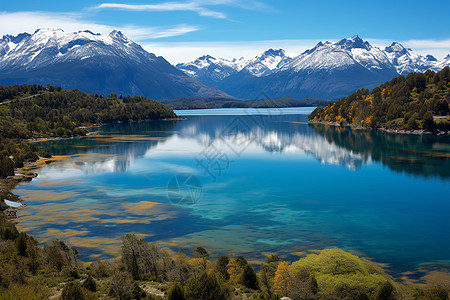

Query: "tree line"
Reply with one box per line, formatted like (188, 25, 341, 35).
(309, 67, 450, 133)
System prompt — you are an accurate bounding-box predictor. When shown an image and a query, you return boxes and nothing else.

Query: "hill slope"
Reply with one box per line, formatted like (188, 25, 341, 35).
(309, 67, 450, 133)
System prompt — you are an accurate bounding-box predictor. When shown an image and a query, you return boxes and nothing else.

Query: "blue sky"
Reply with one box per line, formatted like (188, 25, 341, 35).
(1, 0, 449, 63)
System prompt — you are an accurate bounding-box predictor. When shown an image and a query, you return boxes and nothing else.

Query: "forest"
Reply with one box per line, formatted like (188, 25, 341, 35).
(160, 97, 330, 110)
(0, 212, 448, 299)
(0, 84, 177, 178)
(309, 67, 450, 133)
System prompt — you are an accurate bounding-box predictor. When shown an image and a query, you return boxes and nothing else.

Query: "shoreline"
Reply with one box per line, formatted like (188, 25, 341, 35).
(308, 120, 449, 135)
(1, 116, 187, 219)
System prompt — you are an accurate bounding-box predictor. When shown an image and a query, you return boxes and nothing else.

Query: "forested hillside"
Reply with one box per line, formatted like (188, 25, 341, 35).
(161, 97, 330, 109)
(309, 67, 450, 133)
(0, 84, 176, 178)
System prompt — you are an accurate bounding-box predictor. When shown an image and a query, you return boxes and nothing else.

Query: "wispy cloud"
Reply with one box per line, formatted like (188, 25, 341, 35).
(97, 2, 226, 19)
(0, 11, 200, 40)
(96, 0, 272, 20)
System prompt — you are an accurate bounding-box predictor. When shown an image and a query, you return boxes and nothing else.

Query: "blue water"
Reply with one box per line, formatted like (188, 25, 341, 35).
(14, 108, 450, 275)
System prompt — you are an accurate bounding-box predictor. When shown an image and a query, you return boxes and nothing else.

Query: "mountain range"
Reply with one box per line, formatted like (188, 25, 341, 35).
(0, 29, 229, 100)
(1, 30, 449, 101)
(177, 36, 450, 100)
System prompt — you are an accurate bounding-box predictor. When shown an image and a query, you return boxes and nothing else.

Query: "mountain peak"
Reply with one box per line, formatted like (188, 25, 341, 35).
(109, 30, 130, 43)
(262, 48, 285, 57)
(426, 54, 437, 62)
(198, 54, 215, 60)
(335, 35, 370, 49)
(350, 35, 363, 42)
(385, 42, 407, 54)
(34, 28, 64, 35)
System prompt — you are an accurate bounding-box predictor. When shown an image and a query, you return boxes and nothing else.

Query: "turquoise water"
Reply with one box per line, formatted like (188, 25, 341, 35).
(15, 108, 450, 275)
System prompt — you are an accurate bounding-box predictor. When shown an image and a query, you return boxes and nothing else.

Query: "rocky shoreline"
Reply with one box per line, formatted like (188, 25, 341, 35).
(307, 120, 448, 135)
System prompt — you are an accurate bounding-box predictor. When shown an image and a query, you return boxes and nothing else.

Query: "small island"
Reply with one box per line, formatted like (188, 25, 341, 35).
(309, 67, 450, 134)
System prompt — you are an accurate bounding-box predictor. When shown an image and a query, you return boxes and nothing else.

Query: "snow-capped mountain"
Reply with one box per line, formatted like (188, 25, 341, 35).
(437, 54, 450, 70)
(176, 55, 248, 86)
(176, 48, 291, 83)
(282, 36, 395, 73)
(214, 36, 400, 99)
(240, 49, 292, 76)
(0, 29, 230, 99)
(384, 42, 439, 75)
(178, 35, 449, 100)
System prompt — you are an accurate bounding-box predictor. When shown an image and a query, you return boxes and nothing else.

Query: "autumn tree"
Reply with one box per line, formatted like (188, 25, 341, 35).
(193, 247, 209, 270)
(273, 261, 291, 297)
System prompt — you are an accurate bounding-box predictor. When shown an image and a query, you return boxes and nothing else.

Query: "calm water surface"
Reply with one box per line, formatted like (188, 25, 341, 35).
(15, 108, 450, 275)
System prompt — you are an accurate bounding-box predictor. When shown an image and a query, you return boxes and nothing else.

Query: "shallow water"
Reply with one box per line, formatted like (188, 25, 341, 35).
(15, 108, 450, 275)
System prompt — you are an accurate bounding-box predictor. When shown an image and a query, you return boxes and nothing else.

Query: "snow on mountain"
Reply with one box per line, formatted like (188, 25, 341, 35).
(175, 55, 247, 85)
(240, 49, 292, 76)
(0, 29, 230, 99)
(384, 42, 440, 75)
(282, 36, 395, 73)
(177, 36, 449, 89)
(214, 36, 400, 100)
(437, 54, 450, 70)
(177, 48, 292, 82)
(0, 29, 156, 71)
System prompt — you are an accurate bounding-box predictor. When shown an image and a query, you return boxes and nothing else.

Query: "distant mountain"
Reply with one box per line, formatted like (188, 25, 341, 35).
(176, 48, 291, 84)
(177, 36, 450, 100)
(384, 42, 438, 75)
(176, 55, 248, 86)
(0, 29, 230, 99)
(240, 49, 292, 76)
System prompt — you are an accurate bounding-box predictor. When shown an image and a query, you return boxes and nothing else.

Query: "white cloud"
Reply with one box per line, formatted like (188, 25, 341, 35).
(0, 11, 200, 40)
(96, 0, 272, 20)
(97, 2, 227, 19)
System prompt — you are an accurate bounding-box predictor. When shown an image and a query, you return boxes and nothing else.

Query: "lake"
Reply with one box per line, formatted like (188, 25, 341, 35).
(15, 107, 450, 277)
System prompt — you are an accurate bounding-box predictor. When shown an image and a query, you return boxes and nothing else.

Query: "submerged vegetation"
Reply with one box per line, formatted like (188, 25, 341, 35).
(309, 67, 450, 133)
(0, 215, 448, 299)
(0, 84, 176, 178)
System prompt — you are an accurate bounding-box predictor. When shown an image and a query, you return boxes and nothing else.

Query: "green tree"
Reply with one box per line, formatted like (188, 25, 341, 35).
(242, 264, 259, 290)
(82, 275, 96, 292)
(61, 281, 85, 300)
(193, 247, 209, 270)
(422, 111, 436, 132)
(214, 255, 230, 281)
(167, 283, 186, 300)
(375, 281, 396, 300)
(184, 273, 229, 300)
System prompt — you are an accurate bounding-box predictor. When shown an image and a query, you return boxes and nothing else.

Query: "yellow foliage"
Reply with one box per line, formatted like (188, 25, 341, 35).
(227, 258, 242, 283)
(188, 257, 211, 269)
(273, 261, 291, 297)
(363, 116, 373, 127)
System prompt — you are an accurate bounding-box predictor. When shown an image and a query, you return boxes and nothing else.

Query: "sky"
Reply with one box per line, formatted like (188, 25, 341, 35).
(1, 0, 450, 64)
